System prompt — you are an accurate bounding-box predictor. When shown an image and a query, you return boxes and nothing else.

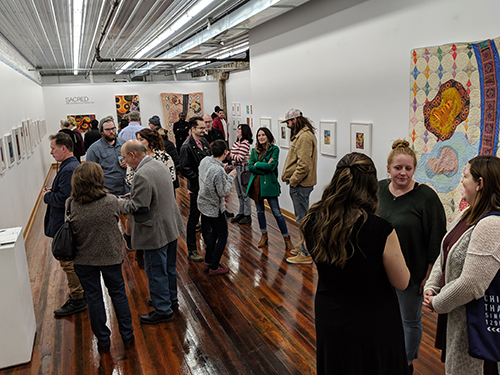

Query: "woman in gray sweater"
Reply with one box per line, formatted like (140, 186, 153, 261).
(70, 162, 134, 354)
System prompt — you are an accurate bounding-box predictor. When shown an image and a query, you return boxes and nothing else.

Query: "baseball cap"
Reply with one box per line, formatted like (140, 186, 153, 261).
(281, 108, 303, 122)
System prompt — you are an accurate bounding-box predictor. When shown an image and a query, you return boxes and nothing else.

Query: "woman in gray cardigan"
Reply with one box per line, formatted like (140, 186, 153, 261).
(70, 162, 134, 354)
(424, 155, 500, 374)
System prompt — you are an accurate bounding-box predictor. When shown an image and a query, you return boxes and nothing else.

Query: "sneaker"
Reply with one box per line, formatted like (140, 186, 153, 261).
(290, 248, 300, 255)
(188, 252, 204, 262)
(286, 254, 313, 264)
(140, 310, 174, 324)
(123, 335, 135, 350)
(54, 297, 87, 316)
(122, 233, 132, 250)
(238, 215, 252, 224)
(209, 265, 230, 276)
(225, 210, 235, 218)
(203, 263, 211, 271)
(230, 214, 244, 223)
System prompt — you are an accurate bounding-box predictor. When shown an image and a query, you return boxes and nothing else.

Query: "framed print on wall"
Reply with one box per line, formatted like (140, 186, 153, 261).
(320, 121, 337, 157)
(260, 117, 271, 131)
(5, 133, 15, 166)
(235, 103, 241, 116)
(18, 126, 26, 159)
(278, 119, 290, 148)
(350, 122, 372, 156)
(13, 127, 22, 163)
(22, 120, 31, 157)
(0, 137, 6, 175)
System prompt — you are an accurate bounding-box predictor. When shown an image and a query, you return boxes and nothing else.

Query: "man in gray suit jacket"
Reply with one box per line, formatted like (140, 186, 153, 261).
(119, 140, 184, 324)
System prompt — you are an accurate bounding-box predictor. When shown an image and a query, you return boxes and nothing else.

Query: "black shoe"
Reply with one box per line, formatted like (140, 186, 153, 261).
(140, 311, 174, 324)
(238, 215, 252, 224)
(54, 297, 87, 316)
(148, 298, 178, 307)
(408, 363, 414, 374)
(123, 233, 132, 250)
(97, 342, 110, 353)
(225, 210, 235, 218)
(123, 335, 135, 350)
(231, 214, 244, 223)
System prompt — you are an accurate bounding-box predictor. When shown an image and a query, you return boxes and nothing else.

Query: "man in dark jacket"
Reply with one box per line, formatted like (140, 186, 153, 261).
(43, 132, 87, 316)
(173, 112, 189, 155)
(84, 119, 101, 150)
(203, 114, 224, 145)
(180, 116, 211, 261)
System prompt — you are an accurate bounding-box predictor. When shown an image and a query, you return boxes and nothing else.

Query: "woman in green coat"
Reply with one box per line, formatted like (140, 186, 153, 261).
(247, 127, 294, 251)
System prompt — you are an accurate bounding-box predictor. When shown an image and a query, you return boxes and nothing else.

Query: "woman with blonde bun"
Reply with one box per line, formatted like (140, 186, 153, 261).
(377, 139, 446, 374)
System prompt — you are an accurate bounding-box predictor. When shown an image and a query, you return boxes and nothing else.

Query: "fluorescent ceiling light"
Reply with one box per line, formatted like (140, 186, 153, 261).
(73, 0, 84, 75)
(116, 0, 215, 75)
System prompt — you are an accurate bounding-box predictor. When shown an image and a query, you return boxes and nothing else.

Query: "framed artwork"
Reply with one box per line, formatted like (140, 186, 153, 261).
(22, 120, 31, 157)
(68, 115, 95, 133)
(319, 121, 337, 157)
(36, 120, 41, 144)
(278, 119, 290, 148)
(260, 117, 271, 131)
(235, 103, 241, 116)
(5, 134, 15, 166)
(40, 119, 47, 137)
(29, 120, 36, 152)
(246, 105, 250, 115)
(350, 122, 372, 156)
(231, 103, 236, 117)
(18, 126, 26, 159)
(0, 137, 6, 175)
(13, 127, 22, 163)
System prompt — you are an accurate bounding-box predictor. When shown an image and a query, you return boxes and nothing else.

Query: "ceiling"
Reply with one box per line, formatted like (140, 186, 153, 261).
(0, 0, 309, 81)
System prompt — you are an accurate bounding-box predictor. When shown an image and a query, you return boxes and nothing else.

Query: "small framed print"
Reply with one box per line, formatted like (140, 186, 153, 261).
(23, 120, 32, 157)
(18, 126, 26, 159)
(0, 137, 6, 175)
(5, 133, 15, 166)
(235, 103, 241, 116)
(232, 103, 236, 117)
(320, 121, 337, 157)
(13, 127, 23, 163)
(260, 117, 271, 130)
(278, 119, 290, 148)
(350, 122, 372, 156)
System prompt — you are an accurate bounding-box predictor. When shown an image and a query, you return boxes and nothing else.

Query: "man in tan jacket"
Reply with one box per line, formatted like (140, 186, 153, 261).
(281, 109, 317, 264)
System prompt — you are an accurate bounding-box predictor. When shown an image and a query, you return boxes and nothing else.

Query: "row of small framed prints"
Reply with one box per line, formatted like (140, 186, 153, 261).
(0, 119, 47, 176)
(256, 118, 372, 157)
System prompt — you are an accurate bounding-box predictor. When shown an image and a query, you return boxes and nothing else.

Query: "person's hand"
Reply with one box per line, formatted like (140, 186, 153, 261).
(230, 168, 237, 177)
(268, 158, 273, 164)
(422, 290, 435, 313)
(42, 186, 51, 195)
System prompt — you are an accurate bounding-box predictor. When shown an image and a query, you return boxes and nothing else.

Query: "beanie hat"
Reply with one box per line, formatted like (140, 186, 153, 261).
(149, 115, 161, 127)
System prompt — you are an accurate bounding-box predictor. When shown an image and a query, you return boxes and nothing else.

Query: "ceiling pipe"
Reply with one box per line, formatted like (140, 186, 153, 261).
(95, 54, 249, 64)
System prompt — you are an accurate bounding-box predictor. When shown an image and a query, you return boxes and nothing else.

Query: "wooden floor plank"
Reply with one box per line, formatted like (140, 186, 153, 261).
(0, 173, 445, 374)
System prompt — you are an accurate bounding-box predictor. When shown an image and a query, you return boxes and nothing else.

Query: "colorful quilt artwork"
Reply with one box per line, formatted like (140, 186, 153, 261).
(115, 95, 140, 124)
(160, 92, 203, 140)
(68, 114, 96, 133)
(410, 37, 500, 222)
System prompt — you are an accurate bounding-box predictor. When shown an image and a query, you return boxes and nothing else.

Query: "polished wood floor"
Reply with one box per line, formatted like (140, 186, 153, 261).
(1, 173, 445, 374)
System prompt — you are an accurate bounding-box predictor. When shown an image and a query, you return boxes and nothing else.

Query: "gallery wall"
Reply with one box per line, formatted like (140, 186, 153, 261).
(0, 60, 48, 231)
(224, 0, 500, 214)
(42, 81, 221, 146)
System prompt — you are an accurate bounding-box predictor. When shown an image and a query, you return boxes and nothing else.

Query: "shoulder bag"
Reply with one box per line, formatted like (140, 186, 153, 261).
(466, 211, 500, 361)
(51, 198, 78, 261)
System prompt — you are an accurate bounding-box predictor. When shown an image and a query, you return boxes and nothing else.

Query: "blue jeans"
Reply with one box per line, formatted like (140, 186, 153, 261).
(255, 197, 289, 237)
(74, 263, 133, 346)
(395, 283, 423, 362)
(289, 185, 314, 255)
(201, 212, 228, 270)
(235, 165, 252, 216)
(144, 240, 178, 315)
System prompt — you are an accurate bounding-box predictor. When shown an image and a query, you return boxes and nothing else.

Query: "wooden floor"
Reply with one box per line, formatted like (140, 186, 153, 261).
(1, 173, 445, 374)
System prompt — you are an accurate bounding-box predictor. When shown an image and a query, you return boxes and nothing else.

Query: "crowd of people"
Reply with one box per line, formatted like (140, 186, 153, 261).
(43, 109, 500, 374)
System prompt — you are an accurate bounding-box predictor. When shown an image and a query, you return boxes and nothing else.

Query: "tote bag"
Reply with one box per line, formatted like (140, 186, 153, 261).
(51, 198, 77, 261)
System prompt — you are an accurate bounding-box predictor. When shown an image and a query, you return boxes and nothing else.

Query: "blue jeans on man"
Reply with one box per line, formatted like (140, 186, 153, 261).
(74, 263, 133, 347)
(144, 240, 178, 315)
(289, 185, 314, 255)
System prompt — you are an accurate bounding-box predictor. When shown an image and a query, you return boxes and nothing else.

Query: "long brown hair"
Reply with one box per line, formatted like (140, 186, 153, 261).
(462, 155, 500, 225)
(290, 116, 315, 139)
(300, 152, 379, 267)
(71, 162, 108, 204)
(255, 127, 274, 155)
(136, 128, 164, 151)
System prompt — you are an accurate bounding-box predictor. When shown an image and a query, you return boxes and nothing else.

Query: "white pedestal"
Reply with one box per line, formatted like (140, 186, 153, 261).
(0, 227, 36, 369)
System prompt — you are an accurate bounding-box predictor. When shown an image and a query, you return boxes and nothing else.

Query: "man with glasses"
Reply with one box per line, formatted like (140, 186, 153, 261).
(86, 117, 129, 197)
(180, 116, 212, 262)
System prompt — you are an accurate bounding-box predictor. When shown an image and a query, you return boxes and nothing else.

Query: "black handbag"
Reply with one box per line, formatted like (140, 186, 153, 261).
(466, 212, 500, 361)
(240, 165, 251, 187)
(51, 198, 77, 261)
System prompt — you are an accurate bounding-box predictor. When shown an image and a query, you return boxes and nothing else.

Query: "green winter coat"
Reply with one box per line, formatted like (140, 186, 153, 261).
(246, 145, 281, 198)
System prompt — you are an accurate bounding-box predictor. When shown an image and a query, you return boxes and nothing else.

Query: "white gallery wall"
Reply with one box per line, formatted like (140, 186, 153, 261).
(42, 81, 220, 139)
(226, 0, 500, 214)
(0, 61, 48, 231)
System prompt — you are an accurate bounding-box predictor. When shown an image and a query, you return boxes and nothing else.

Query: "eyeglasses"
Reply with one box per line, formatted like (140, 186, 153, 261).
(196, 126, 206, 130)
(103, 127, 116, 132)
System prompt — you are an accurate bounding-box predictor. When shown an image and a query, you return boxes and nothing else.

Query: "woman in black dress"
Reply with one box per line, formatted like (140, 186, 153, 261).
(300, 152, 410, 375)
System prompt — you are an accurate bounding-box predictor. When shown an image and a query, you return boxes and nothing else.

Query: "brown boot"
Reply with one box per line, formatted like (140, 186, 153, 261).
(284, 236, 294, 252)
(258, 232, 268, 248)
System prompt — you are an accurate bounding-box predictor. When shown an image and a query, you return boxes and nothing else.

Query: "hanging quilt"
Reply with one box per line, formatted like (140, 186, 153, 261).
(410, 36, 500, 222)
(160, 92, 203, 140)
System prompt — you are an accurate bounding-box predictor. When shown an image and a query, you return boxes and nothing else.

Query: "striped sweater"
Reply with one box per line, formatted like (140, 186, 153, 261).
(231, 139, 251, 165)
